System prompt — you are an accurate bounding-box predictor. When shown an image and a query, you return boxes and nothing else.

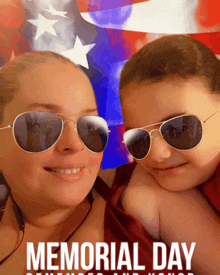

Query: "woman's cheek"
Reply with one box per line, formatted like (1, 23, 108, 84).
(88, 153, 103, 174)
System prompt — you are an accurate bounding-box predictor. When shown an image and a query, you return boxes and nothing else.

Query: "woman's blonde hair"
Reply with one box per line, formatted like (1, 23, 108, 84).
(0, 51, 78, 123)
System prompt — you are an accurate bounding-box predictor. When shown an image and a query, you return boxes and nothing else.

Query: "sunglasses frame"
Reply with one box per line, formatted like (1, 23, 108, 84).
(0, 111, 110, 154)
(123, 111, 218, 160)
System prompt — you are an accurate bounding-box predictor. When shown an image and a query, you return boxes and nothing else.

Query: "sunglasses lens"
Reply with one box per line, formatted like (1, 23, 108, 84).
(124, 129, 150, 159)
(77, 116, 109, 153)
(14, 112, 62, 152)
(161, 115, 202, 150)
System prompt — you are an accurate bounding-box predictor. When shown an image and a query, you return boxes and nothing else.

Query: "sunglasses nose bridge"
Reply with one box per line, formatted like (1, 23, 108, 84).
(148, 128, 160, 136)
(62, 119, 77, 129)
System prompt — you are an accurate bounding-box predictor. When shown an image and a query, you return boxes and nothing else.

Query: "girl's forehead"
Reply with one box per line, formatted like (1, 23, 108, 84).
(122, 77, 213, 105)
(121, 77, 218, 127)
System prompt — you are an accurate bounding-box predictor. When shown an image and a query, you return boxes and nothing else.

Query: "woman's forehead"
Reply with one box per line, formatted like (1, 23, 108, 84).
(3, 63, 97, 118)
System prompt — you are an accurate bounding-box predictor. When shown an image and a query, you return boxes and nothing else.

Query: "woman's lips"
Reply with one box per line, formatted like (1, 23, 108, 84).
(45, 167, 82, 174)
(152, 163, 188, 175)
(44, 166, 85, 182)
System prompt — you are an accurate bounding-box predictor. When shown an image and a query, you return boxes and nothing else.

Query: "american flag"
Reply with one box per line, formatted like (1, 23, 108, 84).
(0, 0, 220, 171)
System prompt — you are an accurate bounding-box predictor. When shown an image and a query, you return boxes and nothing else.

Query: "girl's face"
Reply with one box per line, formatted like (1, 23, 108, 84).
(122, 77, 220, 191)
(0, 62, 103, 210)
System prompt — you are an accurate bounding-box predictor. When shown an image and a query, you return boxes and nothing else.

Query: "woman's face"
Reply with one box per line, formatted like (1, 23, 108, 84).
(122, 77, 220, 191)
(0, 62, 103, 209)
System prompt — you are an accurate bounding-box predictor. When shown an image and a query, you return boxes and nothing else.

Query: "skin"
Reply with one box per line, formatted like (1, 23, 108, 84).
(0, 62, 102, 216)
(121, 77, 220, 191)
(119, 76, 220, 274)
(0, 61, 106, 274)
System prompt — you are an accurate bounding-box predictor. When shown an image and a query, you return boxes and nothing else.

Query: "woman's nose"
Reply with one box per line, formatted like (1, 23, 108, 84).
(55, 120, 85, 154)
(147, 130, 172, 162)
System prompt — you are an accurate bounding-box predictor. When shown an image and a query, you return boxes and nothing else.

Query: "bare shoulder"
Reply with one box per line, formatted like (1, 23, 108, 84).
(121, 164, 160, 239)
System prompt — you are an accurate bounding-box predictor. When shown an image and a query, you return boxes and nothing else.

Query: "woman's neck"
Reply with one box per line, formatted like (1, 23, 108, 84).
(3, 195, 91, 236)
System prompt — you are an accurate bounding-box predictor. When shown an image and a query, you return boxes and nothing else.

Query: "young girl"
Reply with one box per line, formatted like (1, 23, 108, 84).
(104, 35, 220, 275)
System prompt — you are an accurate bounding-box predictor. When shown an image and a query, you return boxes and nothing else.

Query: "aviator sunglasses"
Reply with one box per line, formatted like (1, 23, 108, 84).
(0, 111, 109, 153)
(123, 112, 218, 160)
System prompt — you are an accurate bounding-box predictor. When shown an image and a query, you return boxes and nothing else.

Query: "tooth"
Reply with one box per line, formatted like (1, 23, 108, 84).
(50, 168, 81, 174)
(72, 168, 79, 174)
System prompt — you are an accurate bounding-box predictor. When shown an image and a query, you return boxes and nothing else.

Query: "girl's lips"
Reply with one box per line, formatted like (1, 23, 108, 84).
(152, 163, 188, 175)
(153, 163, 188, 171)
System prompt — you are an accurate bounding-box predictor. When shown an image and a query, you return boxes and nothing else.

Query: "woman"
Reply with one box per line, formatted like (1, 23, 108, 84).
(0, 51, 108, 274)
(0, 51, 170, 275)
(108, 35, 220, 275)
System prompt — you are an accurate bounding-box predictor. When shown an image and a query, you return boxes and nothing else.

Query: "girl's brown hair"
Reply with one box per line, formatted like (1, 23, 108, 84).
(119, 35, 220, 99)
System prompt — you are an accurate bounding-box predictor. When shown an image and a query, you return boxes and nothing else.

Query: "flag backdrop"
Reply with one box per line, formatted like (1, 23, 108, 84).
(0, 0, 220, 171)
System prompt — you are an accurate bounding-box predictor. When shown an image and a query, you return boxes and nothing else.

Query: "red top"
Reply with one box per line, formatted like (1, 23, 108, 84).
(202, 163, 220, 214)
(101, 161, 220, 274)
(1, 164, 220, 274)
(101, 162, 177, 274)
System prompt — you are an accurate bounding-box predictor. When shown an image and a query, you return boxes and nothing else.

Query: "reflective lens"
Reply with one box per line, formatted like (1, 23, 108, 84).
(123, 115, 203, 160)
(77, 116, 109, 153)
(123, 128, 150, 159)
(13, 112, 109, 153)
(13, 112, 62, 152)
(161, 115, 202, 150)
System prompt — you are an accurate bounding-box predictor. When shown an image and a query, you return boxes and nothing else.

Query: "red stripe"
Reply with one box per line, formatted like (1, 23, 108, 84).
(116, 30, 220, 58)
(0, 0, 25, 28)
(189, 32, 220, 55)
(78, 0, 89, 13)
(195, 0, 220, 27)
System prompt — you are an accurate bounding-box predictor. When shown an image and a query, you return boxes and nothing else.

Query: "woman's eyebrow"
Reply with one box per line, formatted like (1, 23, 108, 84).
(27, 103, 62, 112)
(27, 103, 98, 115)
(81, 108, 98, 115)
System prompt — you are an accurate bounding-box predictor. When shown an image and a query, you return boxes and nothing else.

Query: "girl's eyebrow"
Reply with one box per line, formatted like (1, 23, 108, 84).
(160, 112, 186, 123)
(125, 112, 187, 131)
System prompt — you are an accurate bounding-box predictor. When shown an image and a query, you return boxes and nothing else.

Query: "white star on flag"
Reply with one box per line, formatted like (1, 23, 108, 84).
(27, 14, 58, 40)
(43, 5, 68, 18)
(61, 36, 95, 69)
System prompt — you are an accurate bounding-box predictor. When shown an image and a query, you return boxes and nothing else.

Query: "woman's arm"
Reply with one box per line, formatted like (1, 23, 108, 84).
(121, 164, 220, 275)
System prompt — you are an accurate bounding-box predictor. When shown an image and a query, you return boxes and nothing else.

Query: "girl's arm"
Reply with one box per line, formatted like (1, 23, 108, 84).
(121, 164, 160, 240)
(121, 164, 220, 275)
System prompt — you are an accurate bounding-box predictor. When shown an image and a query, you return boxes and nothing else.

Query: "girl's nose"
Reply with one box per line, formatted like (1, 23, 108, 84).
(55, 120, 85, 154)
(147, 130, 172, 162)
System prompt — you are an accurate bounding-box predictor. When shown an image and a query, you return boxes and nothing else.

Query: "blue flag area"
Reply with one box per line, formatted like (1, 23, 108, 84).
(21, 0, 131, 169)
(1, 0, 215, 173)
